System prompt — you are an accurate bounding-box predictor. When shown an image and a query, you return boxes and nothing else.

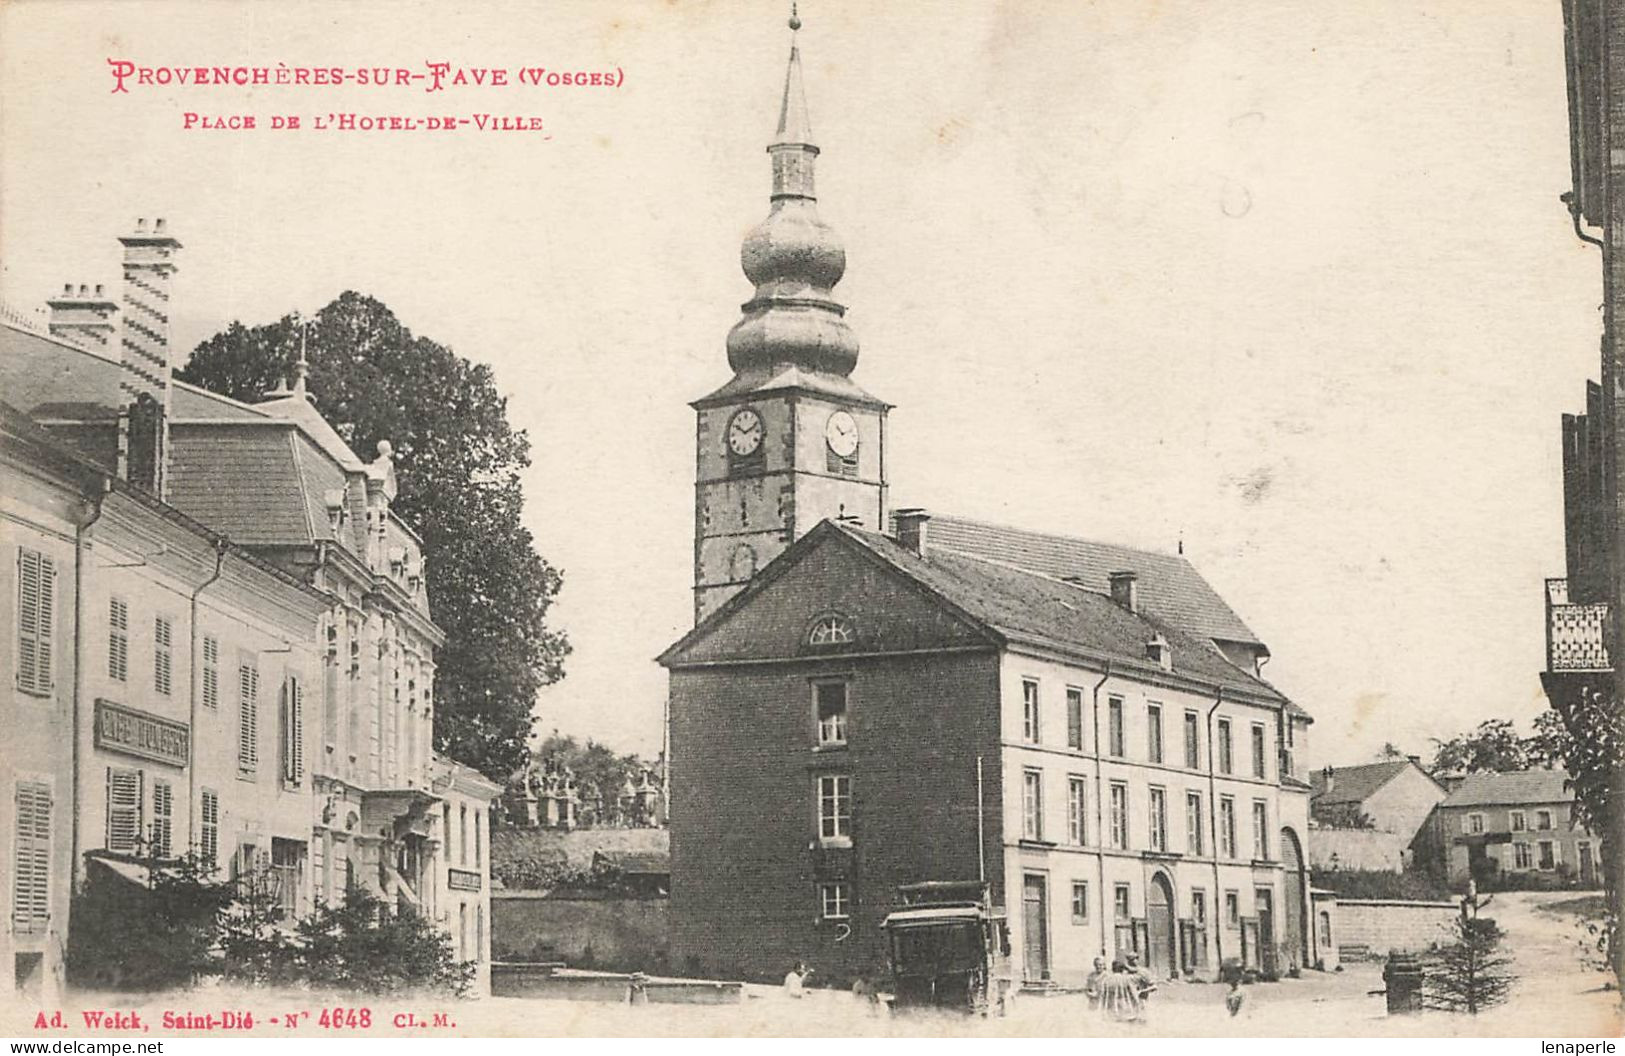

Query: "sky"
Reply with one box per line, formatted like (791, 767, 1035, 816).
(0, 0, 1598, 767)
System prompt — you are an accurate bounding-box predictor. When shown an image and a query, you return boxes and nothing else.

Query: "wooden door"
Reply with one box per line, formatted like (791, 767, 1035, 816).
(1580, 842, 1596, 886)
(1022, 873, 1050, 982)
(1147, 874, 1176, 977)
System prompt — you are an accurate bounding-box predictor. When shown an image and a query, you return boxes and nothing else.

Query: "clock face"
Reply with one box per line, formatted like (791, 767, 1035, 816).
(825, 410, 859, 459)
(727, 408, 763, 457)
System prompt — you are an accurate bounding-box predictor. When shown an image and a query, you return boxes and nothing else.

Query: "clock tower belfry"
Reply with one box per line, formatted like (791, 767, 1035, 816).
(692, 9, 889, 624)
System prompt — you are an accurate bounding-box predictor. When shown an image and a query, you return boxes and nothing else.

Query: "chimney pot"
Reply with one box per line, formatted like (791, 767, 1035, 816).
(95, 284, 104, 297)
(894, 508, 931, 557)
(62, 283, 72, 295)
(78, 284, 88, 297)
(1109, 570, 1139, 613)
(155, 218, 166, 232)
(136, 218, 147, 231)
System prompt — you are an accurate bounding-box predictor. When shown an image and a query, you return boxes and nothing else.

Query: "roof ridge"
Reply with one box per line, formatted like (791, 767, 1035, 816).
(925, 511, 1187, 563)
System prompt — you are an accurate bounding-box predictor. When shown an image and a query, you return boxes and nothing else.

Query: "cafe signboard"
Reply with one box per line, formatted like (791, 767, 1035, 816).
(448, 869, 482, 892)
(95, 699, 189, 767)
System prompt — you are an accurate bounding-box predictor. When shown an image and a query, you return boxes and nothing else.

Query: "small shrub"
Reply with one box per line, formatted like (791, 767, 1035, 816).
(67, 852, 235, 991)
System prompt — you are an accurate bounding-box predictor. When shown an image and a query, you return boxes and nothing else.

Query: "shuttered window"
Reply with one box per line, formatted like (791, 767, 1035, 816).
(281, 676, 304, 786)
(16, 549, 56, 695)
(238, 663, 259, 773)
(200, 789, 220, 866)
(12, 782, 52, 933)
(152, 780, 174, 858)
(202, 636, 219, 709)
(106, 768, 143, 854)
(108, 598, 129, 682)
(154, 616, 173, 696)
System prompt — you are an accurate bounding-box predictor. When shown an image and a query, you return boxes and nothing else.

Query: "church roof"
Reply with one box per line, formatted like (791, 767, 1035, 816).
(664, 519, 1296, 710)
(919, 514, 1266, 650)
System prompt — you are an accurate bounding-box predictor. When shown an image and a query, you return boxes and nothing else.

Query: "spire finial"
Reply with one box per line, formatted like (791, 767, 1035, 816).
(789, 2, 801, 32)
(292, 314, 310, 398)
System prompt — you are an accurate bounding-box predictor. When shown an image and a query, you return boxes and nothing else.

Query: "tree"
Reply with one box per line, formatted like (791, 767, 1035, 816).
(179, 293, 569, 775)
(66, 851, 236, 991)
(1525, 709, 1573, 770)
(1429, 719, 1530, 775)
(1425, 897, 1515, 1014)
(295, 888, 474, 997)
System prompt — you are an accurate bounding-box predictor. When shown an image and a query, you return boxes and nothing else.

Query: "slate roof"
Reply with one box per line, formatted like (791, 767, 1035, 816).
(593, 850, 671, 876)
(1309, 760, 1414, 806)
(1440, 770, 1576, 809)
(692, 363, 891, 409)
(921, 514, 1265, 649)
(167, 424, 316, 545)
(669, 520, 1294, 705)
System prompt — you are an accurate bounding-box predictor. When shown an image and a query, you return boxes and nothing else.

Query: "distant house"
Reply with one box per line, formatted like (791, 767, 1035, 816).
(1429, 770, 1599, 888)
(1307, 760, 1448, 871)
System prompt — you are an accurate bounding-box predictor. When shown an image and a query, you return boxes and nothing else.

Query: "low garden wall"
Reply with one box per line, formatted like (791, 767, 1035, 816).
(492, 890, 670, 974)
(1334, 898, 1457, 960)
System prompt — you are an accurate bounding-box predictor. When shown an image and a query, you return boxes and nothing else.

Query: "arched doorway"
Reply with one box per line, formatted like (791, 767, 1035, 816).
(1146, 873, 1177, 978)
(1280, 827, 1308, 972)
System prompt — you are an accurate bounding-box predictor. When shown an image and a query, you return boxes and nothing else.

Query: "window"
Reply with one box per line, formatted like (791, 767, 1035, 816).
(476, 904, 485, 962)
(1536, 810, 1554, 831)
(202, 636, 219, 709)
(1186, 791, 1204, 855)
(1066, 687, 1084, 750)
(1022, 769, 1044, 841)
(820, 882, 849, 920)
(818, 775, 851, 841)
(807, 614, 855, 647)
(1252, 800, 1269, 859)
(15, 549, 56, 695)
(1071, 881, 1089, 925)
(1147, 704, 1164, 764)
(1510, 810, 1526, 832)
(460, 805, 469, 866)
(200, 789, 219, 867)
(1067, 777, 1087, 845)
(152, 780, 173, 858)
(1148, 787, 1167, 851)
(1217, 718, 1233, 775)
(1538, 841, 1556, 870)
(815, 682, 848, 746)
(1224, 890, 1240, 928)
(12, 781, 52, 934)
(1184, 711, 1200, 769)
(1318, 909, 1333, 946)
(1219, 796, 1237, 859)
(474, 809, 482, 868)
(154, 616, 173, 695)
(1113, 884, 1131, 923)
(1109, 782, 1129, 849)
(1514, 843, 1533, 869)
(1251, 723, 1267, 779)
(106, 767, 143, 854)
(108, 597, 129, 682)
(1108, 697, 1125, 757)
(237, 662, 260, 774)
(1466, 813, 1485, 835)
(271, 839, 304, 917)
(281, 676, 305, 786)
(1022, 680, 1040, 743)
(1192, 889, 1207, 926)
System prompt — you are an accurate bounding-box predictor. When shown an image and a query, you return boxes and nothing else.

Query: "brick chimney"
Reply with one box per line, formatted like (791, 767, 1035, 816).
(46, 283, 119, 353)
(894, 508, 931, 556)
(1109, 571, 1139, 613)
(117, 218, 182, 495)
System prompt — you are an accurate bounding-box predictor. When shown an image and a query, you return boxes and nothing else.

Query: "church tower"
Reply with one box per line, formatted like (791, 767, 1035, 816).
(692, 10, 890, 624)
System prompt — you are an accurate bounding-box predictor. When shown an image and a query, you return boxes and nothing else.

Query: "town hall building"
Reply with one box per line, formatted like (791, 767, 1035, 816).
(660, 16, 1318, 989)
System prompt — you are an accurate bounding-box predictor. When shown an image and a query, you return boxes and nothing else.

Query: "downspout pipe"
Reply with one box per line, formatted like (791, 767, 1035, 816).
(187, 538, 228, 849)
(1206, 684, 1226, 975)
(1090, 663, 1111, 958)
(72, 476, 111, 885)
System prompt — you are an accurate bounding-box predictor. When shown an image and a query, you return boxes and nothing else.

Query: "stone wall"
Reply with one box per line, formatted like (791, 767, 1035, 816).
(1334, 898, 1457, 959)
(1308, 828, 1409, 872)
(492, 826, 668, 886)
(492, 890, 670, 973)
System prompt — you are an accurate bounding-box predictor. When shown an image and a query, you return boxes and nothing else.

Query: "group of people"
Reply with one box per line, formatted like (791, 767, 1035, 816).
(1084, 953, 1159, 1023)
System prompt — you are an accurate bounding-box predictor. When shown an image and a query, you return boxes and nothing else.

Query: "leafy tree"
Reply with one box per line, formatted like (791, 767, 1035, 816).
(1425, 901, 1515, 1014)
(294, 888, 474, 997)
(1525, 709, 1573, 770)
(1429, 719, 1530, 775)
(219, 866, 301, 987)
(66, 852, 235, 991)
(179, 293, 569, 775)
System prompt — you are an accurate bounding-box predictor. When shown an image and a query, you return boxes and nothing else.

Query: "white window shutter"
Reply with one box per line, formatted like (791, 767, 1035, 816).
(106, 768, 143, 854)
(16, 550, 54, 693)
(12, 782, 52, 932)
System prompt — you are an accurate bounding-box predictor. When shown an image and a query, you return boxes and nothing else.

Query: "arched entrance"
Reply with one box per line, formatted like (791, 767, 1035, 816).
(1280, 827, 1308, 972)
(1146, 872, 1177, 978)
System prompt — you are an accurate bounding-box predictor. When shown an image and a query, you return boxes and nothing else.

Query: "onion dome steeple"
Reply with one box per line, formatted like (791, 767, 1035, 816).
(725, 6, 859, 377)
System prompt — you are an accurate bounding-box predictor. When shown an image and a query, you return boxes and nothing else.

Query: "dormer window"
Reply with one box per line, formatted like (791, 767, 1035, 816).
(807, 613, 856, 648)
